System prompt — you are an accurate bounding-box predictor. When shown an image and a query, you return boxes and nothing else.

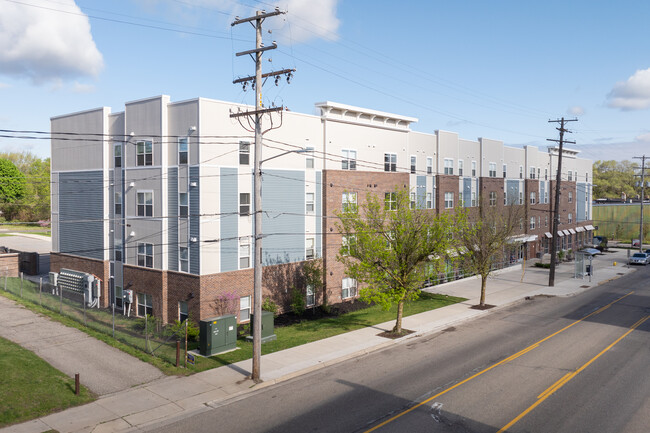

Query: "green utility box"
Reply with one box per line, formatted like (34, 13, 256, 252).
(246, 311, 277, 343)
(199, 314, 237, 356)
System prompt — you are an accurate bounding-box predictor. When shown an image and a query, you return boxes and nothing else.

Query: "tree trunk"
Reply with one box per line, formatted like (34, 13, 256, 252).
(480, 274, 487, 306)
(393, 299, 404, 334)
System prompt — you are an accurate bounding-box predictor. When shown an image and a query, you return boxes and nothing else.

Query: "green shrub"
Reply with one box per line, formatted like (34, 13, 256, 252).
(290, 288, 305, 316)
(166, 318, 199, 342)
(534, 262, 551, 268)
(262, 297, 279, 316)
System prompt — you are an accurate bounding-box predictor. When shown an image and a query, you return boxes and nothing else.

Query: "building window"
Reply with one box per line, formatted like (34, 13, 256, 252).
(530, 217, 536, 230)
(306, 238, 315, 260)
(545, 215, 549, 227)
(137, 292, 153, 317)
(305, 147, 314, 169)
(568, 170, 573, 181)
(568, 213, 573, 224)
(471, 161, 477, 177)
(545, 191, 549, 204)
(426, 157, 433, 174)
(342, 149, 357, 170)
(504, 191, 507, 205)
(410, 192, 416, 209)
(306, 284, 315, 307)
(239, 240, 250, 269)
(342, 192, 357, 213)
(519, 166, 523, 179)
(179, 192, 188, 217)
(137, 192, 153, 217)
(179, 137, 188, 165)
(114, 144, 122, 168)
(545, 168, 548, 180)
(179, 301, 188, 322)
(459, 192, 464, 207)
(530, 166, 536, 179)
(239, 142, 250, 165)
(342, 278, 357, 299)
(114, 192, 121, 215)
(136, 140, 153, 166)
(444, 158, 454, 175)
(115, 238, 122, 262)
(306, 192, 315, 213)
(519, 218, 524, 230)
(503, 164, 507, 178)
(179, 246, 189, 272)
(489, 162, 497, 178)
(519, 191, 523, 205)
(384, 153, 397, 172)
(426, 192, 433, 209)
(530, 192, 536, 204)
(137, 243, 153, 268)
(385, 192, 397, 210)
(444, 192, 453, 209)
(114, 285, 123, 309)
(537, 168, 541, 180)
(568, 191, 573, 203)
(586, 172, 589, 183)
(458, 160, 464, 176)
(410, 156, 416, 174)
(342, 234, 356, 256)
(240, 296, 251, 322)
(239, 193, 250, 216)
(489, 191, 497, 206)
(471, 191, 477, 207)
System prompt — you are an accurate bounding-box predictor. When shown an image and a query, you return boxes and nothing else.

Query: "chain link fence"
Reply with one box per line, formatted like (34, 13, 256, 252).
(1, 272, 193, 367)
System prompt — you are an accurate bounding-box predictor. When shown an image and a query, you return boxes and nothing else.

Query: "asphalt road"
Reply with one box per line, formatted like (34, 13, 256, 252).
(152, 267, 649, 433)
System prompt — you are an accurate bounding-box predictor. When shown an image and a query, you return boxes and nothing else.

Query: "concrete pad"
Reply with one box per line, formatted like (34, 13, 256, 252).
(144, 375, 215, 402)
(40, 402, 117, 433)
(96, 388, 170, 417)
(90, 418, 132, 433)
(0, 419, 51, 433)
(173, 388, 229, 410)
(123, 402, 183, 427)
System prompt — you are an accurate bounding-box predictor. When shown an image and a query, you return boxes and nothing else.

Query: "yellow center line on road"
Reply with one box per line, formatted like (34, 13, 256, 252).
(497, 314, 650, 433)
(363, 291, 635, 433)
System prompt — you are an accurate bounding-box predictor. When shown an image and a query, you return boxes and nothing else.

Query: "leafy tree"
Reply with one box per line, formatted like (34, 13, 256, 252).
(0, 152, 50, 221)
(456, 198, 524, 307)
(0, 159, 27, 220)
(592, 160, 636, 199)
(302, 257, 324, 311)
(336, 188, 457, 334)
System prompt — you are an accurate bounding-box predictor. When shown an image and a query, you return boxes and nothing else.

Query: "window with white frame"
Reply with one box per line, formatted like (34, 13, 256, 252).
(137, 243, 153, 268)
(489, 191, 497, 206)
(530, 166, 536, 179)
(458, 160, 464, 176)
(471, 191, 477, 207)
(519, 218, 524, 230)
(444, 158, 454, 175)
(114, 143, 122, 168)
(410, 192, 416, 209)
(545, 168, 548, 180)
(568, 213, 573, 224)
(568, 191, 573, 203)
(519, 166, 523, 179)
(342, 234, 356, 256)
(137, 292, 153, 317)
(384, 153, 396, 172)
(179, 246, 189, 272)
(530, 217, 536, 230)
(306, 284, 315, 306)
(306, 192, 315, 213)
(586, 172, 588, 182)
(519, 191, 523, 205)
(459, 191, 464, 207)
(530, 192, 536, 204)
(426, 192, 433, 209)
(545, 215, 549, 227)
(306, 238, 315, 260)
(385, 192, 397, 210)
(179, 192, 188, 217)
(137, 192, 153, 217)
(504, 191, 507, 205)
(179, 301, 188, 322)
(342, 192, 357, 212)
(342, 149, 357, 170)
(489, 162, 497, 178)
(544, 191, 548, 204)
(114, 191, 121, 215)
(179, 137, 188, 165)
(240, 296, 251, 322)
(471, 161, 477, 177)
(568, 170, 573, 181)
(239, 240, 250, 269)
(342, 278, 357, 299)
(537, 168, 541, 180)
(444, 192, 453, 209)
(503, 164, 507, 178)
(239, 141, 250, 165)
(136, 140, 153, 166)
(114, 285, 123, 309)
(426, 157, 433, 174)
(305, 147, 314, 169)
(239, 193, 250, 216)
(410, 156, 416, 174)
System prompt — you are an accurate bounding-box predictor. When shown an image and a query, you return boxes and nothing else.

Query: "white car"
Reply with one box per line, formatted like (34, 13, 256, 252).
(628, 252, 649, 266)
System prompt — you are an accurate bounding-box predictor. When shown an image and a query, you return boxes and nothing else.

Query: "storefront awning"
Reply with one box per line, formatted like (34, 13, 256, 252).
(545, 232, 553, 238)
(563, 230, 571, 235)
(509, 234, 538, 243)
(569, 228, 576, 234)
(575, 226, 585, 232)
(557, 231, 565, 237)
(584, 224, 595, 231)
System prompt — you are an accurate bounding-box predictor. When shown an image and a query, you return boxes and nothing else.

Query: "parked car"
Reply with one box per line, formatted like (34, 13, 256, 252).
(645, 249, 650, 255)
(628, 252, 649, 266)
(593, 236, 608, 252)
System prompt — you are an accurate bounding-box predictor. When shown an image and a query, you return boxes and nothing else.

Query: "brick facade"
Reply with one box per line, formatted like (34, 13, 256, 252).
(50, 253, 110, 307)
(0, 253, 20, 277)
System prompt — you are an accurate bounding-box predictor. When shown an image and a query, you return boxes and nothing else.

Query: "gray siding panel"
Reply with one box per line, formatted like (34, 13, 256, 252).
(506, 180, 520, 205)
(59, 171, 104, 260)
(463, 178, 472, 207)
(262, 169, 305, 266)
(220, 167, 239, 272)
(416, 176, 426, 209)
(577, 182, 586, 222)
(168, 167, 178, 271)
(316, 171, 322, 258)
(189, 166, 200, 274)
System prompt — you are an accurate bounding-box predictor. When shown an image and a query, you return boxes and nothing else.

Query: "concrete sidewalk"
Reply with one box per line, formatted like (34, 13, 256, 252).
(3, 249, 635, 433)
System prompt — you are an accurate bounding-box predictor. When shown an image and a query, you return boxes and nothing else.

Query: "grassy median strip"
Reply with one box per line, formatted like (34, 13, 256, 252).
(0, 336, 94, 427)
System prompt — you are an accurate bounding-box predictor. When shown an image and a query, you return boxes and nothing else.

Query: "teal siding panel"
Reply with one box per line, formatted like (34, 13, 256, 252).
(463, 178, 472, 207)
(189, 166, 200, 274)
(220, 167, 239, 272)
(168, 167, 178, 271)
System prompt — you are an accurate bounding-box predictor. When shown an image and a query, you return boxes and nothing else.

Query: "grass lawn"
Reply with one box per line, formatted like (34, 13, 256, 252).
(0, 336, 94, 427)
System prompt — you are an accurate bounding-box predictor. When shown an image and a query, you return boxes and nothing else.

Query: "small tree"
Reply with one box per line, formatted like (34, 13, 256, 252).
(0, 158, 26, 220)
(213, 291, 239, 317)
(456, 199, 524, 307)
(302, 257, 324, 312)
(336, 188, 457, 334)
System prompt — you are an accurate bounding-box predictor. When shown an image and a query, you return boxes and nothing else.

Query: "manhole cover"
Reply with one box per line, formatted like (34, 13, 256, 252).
(580, 285, 590, 288)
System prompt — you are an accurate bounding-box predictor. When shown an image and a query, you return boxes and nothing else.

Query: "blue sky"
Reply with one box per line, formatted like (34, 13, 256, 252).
(1, 0, 650, 162)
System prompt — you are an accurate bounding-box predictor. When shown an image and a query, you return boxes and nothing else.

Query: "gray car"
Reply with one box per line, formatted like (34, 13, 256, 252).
(628, 252, 649, 265)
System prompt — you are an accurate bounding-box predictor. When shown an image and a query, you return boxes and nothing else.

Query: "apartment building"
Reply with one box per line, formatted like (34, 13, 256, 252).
(51, 95, 593, 324)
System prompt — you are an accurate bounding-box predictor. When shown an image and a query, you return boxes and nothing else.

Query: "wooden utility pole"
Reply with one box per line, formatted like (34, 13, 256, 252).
(633, 155, 647, 251)
(231, 9, 294, 382)
(547, 117, 577, 287)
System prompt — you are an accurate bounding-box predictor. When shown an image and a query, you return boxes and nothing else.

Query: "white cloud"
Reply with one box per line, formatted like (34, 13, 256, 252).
(272, 0, 340, 43)
(72, 82, 96, 93)
(606, 68, 650, 110)
(567, 106, 584, 116)
(0, 0, 103, 83)
(635, 132, 650, 142)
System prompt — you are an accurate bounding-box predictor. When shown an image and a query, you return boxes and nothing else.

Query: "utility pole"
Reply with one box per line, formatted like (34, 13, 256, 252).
(547, 117, 577, 287)
(231, 9, 294, 383)
(633, 155, 647, 252)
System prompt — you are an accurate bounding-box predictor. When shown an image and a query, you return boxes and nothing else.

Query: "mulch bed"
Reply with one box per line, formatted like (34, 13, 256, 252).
(377, 329, 415, 339)
(470, 304, 496, 310)
(272, 298, 374, 327)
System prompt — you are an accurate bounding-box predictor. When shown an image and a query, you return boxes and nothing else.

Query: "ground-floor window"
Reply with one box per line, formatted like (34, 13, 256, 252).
(115, 285, 123, 309)
(240, 296, 251, 322)
(179, 300, 188, 322)
(342, 278, 357, 299)
(306, 284, 315, 306)
(137, 292, 153, 317)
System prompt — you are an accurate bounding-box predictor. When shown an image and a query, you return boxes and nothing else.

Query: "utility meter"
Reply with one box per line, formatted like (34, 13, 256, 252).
(123, 289, 133, 304)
